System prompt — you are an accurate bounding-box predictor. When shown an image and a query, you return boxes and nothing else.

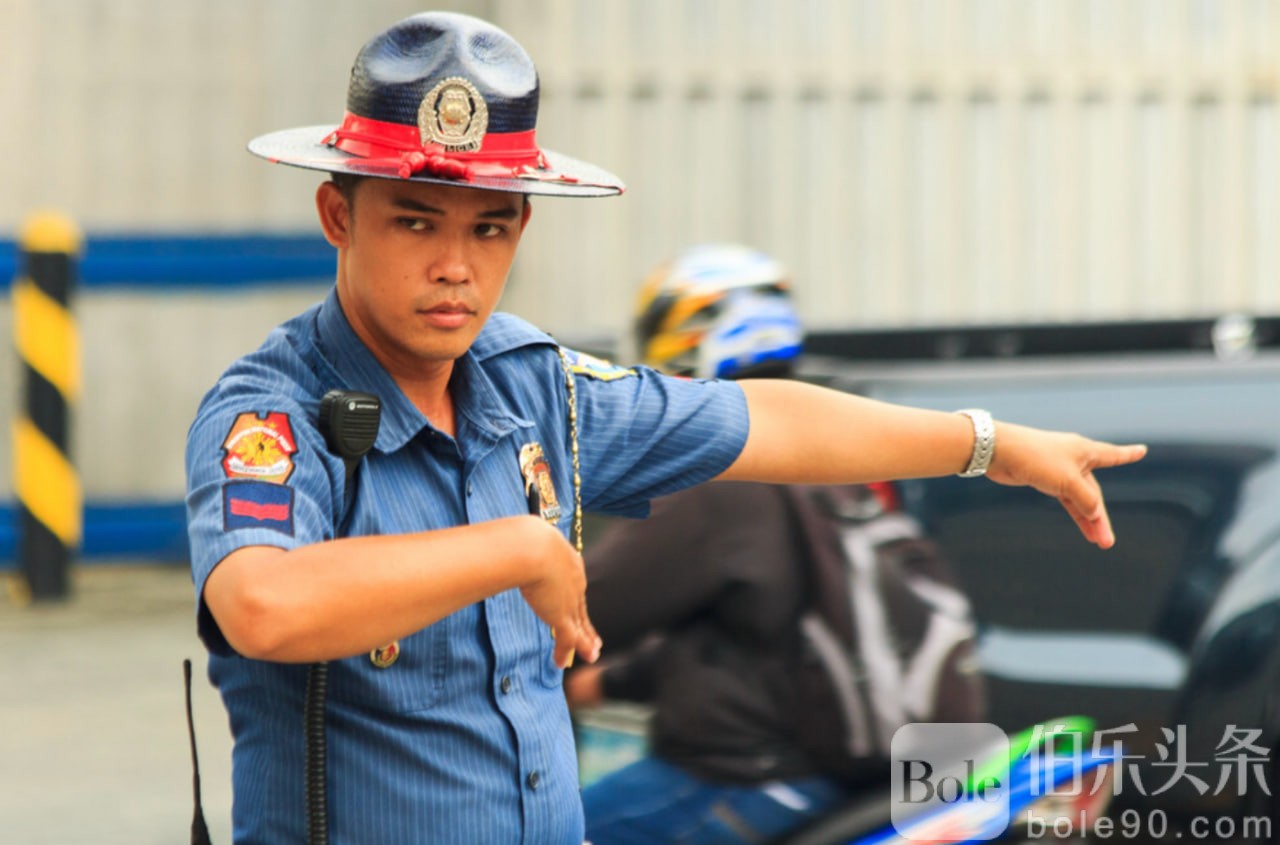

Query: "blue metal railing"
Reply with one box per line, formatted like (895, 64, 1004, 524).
(0, 503, 190, 565)
(0, 232, 334, 291)
(2, 232, 335, 566)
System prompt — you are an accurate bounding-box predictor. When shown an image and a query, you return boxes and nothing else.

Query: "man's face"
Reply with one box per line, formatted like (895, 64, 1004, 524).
(317, 177, 532, 376)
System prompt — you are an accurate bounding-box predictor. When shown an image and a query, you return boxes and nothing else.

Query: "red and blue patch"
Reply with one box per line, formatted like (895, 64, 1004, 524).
(222, 480, 294, 536)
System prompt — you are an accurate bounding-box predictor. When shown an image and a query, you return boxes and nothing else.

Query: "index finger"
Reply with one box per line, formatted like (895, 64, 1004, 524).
(553, 634, 577, 669)
(1061, 493, 1116, 549)
(1060, 470, 1116, 548)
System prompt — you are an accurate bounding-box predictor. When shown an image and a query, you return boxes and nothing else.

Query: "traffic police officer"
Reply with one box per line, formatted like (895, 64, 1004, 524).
(184, 10, 1146, 844)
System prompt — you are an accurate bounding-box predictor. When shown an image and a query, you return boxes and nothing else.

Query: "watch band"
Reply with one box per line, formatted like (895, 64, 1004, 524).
(956, 408, 995, 478)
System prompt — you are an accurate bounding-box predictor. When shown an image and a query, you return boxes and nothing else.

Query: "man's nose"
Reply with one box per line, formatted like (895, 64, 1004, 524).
(429, 237, 471, 284)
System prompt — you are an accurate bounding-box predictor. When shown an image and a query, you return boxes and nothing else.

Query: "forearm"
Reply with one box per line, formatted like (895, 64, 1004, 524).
(204, 515, 559, 663)
(722, 379, 1148, 549)
(720, 380, 975, 483)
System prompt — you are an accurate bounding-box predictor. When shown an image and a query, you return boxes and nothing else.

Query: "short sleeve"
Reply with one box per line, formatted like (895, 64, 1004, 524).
(568, 355, 749, 517)
(184, 387, 342, 654)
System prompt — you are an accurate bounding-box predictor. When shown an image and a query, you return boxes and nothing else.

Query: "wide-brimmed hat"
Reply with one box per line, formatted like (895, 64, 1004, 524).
(248, 11, 624, 197)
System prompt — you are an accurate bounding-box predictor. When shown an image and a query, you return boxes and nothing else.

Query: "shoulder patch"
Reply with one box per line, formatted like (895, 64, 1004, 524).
(564, 349, 636, 382)
(221, 411, 297, 483)
(223, 480, 294, 536)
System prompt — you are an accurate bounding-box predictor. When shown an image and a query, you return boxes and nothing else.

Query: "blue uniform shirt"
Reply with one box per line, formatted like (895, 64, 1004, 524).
(185, 289, 749, 844)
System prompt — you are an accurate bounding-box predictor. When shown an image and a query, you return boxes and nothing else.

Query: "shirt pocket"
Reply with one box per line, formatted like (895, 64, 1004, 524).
(537, 620, 564, 689)
(329, 621, 448, 713)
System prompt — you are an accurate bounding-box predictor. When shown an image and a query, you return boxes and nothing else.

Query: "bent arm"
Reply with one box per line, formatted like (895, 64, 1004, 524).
(720, 380, 1147, 548)
(203, 514, 598, 665)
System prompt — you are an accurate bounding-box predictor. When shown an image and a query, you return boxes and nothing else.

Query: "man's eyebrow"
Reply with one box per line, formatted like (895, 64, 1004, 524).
(390, 196, 520, 219)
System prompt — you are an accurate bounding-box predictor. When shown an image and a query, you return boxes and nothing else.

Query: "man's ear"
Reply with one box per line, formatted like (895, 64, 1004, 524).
(315, 181, 351, 248)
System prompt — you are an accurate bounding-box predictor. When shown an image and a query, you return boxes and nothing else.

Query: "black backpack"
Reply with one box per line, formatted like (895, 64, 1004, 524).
(779, 483, 986, 782)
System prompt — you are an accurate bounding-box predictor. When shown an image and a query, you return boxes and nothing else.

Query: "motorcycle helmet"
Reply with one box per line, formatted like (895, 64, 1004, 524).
(633, 243, 803, 379)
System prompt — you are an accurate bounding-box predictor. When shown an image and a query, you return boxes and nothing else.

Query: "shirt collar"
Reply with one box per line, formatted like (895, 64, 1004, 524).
(313, 288, 530, 454)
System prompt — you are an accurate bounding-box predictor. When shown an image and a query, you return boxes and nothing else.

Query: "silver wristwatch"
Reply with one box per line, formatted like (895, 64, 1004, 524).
(955, 408, 996, 478)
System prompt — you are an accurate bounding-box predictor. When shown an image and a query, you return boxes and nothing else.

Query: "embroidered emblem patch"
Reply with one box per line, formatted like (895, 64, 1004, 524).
(564, 349, 636, 382)
(519, 442, 561, 523)
(221, 411, 297, 483)
(222, 480, 294, 536)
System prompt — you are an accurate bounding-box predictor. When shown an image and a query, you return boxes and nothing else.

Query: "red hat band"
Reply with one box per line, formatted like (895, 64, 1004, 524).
(325, 113, 577, 183)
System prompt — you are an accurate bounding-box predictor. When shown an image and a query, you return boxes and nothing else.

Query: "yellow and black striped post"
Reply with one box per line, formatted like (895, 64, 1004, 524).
(12, 211, 82, 602)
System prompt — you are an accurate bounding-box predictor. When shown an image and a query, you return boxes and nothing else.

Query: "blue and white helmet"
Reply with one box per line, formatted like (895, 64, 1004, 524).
(633, 243, 803, 379)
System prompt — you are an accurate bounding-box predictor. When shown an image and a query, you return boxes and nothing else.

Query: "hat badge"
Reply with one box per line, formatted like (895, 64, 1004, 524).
(418, 77, 489, 153)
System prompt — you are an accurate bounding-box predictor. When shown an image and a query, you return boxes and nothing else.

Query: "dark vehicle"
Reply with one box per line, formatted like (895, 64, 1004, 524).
(797, 315, 1280, 842)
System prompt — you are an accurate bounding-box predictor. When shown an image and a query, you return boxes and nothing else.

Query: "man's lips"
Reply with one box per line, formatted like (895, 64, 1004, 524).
(418, 303, 476, 328)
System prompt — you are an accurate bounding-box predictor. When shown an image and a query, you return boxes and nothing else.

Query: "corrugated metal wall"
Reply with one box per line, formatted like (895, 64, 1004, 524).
(1, 0, 494, 230)
(500, 0, 1280, 335)
(5, 0, 1277, 331)
(2, 0, 1278, 502)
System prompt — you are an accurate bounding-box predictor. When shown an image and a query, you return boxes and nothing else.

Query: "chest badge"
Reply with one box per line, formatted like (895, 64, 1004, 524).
(519, 442, 561, 523)
(370, 641, 400, 669)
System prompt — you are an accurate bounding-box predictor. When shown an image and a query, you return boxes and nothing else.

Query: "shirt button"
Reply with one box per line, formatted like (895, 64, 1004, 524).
(466, 480, 474, 496)
(369, 641, 400, 669)
(500, 676, 512, 694)
(526, 771, 541, 790)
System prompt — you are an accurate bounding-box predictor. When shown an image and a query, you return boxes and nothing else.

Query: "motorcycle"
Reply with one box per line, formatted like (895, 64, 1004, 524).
(776, 716, 1117, 845)
(575, 711, 1116, 845)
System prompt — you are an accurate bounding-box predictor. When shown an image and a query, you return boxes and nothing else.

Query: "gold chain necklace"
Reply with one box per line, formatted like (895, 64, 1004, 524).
(555, 346, 583, 553)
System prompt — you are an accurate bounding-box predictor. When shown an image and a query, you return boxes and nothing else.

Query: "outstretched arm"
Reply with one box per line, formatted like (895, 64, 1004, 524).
(718, 380, 1147, 549)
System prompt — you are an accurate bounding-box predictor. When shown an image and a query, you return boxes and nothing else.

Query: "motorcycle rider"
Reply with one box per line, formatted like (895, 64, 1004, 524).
(566, 244, 985, 844)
